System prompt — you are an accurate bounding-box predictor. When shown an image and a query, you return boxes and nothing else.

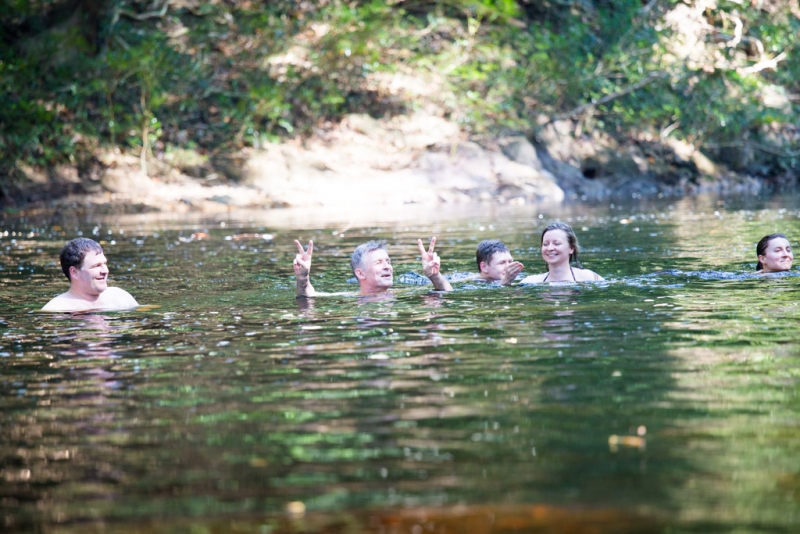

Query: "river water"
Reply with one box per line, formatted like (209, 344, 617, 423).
(1, 194, 799, 533)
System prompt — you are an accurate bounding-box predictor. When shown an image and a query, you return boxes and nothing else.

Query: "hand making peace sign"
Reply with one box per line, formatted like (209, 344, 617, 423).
(293, 239, 314, 278)
(417, 237, 442, 278)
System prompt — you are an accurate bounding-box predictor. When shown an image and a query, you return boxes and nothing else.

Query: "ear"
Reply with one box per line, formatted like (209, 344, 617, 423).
(354, 268, 366, 281)
(69, 265, 79, 279)
(479, 261, 488, 274)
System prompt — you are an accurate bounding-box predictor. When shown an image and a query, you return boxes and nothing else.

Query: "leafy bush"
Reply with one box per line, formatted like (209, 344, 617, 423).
(1, 0, 798, 183)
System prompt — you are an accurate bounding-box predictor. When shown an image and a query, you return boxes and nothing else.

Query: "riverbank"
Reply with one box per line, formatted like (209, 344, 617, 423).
(4, 1, 798, 216)
(3, 112, 780, 216)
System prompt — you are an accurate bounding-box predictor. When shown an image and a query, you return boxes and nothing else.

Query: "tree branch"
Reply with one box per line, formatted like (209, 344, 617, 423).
(738, 51, 787, 74)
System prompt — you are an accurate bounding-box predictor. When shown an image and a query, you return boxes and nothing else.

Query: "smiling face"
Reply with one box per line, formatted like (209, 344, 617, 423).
(541, 229, 574, 267)
(355, 249, 394, 293)
(480, 251, 514, 281)
(70, 250, 110, 297)
(758, 236, 793, 273)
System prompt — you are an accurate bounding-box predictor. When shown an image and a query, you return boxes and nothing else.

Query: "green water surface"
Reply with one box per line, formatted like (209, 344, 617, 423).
(1, 195, 798, 533)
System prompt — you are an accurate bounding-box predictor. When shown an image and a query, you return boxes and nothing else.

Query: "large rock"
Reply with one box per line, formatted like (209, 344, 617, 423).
(415, 144, 495, 192)
(534, 143, 609, 200)
(416, 142, 565, 204)
(499, 136, 543, 171)
(491, 152, 564, 202)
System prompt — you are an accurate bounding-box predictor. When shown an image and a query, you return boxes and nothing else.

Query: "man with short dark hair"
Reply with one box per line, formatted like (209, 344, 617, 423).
(293, 237, 452, 296)
(475, 239, 524, 284)
(42, 238, 139, 312)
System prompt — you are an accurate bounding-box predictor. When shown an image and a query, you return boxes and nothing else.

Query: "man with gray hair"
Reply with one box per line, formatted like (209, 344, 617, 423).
(42, 237, 139, 312)
(293, 237, 452, 296)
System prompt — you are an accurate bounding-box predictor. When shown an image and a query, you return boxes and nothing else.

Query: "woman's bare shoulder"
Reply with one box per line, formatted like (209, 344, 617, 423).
(574, 268, 604, 281)
(518, 273, 548, 284)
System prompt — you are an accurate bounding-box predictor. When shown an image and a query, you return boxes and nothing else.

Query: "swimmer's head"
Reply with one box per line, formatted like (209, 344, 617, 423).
(351, 240, 389, 275)
(60, 238, 104, 281)
(351, 240, 392, 292)
(541, 222, 583, 268)
(756, 233, 793, 272)
(475, 240, 510, 270)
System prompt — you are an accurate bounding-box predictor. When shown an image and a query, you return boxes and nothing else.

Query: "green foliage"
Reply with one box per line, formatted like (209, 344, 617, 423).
(1, 0, 799, 182)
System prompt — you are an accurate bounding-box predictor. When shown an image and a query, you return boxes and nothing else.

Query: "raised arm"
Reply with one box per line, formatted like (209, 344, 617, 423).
(500, 261, 525, 285)
(293, 239, 317, 297)
(418, 237, 453, 291)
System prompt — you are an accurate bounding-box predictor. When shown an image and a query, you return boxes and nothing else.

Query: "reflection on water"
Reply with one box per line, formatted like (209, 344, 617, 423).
(1, 194, 800, 533)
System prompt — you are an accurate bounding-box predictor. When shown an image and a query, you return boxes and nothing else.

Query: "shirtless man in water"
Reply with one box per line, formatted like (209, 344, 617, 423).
(293, 237, 453, 296)
(42, 238, 139, 312)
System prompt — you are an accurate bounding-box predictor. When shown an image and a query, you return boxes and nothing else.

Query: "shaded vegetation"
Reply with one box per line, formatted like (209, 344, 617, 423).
(1, 0, 799, 203)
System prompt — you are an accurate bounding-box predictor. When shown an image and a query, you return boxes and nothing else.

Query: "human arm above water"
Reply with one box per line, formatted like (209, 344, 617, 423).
(499, 261, 525, 285)
(418, 237, 453, 291)
(293, 239, 317, 297)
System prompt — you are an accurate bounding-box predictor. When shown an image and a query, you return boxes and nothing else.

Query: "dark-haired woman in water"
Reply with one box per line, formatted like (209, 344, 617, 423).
(519, 222, 604, 283)
(755, 234, 793, 273)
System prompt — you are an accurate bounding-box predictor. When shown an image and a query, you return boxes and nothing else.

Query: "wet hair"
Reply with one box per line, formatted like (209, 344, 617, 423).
(476, 240, 509, 270)
(59, 237, 104, 281)
(541, 221, 583, 268)
(351, 240, 388, 275)
(755, 233, 788, 271)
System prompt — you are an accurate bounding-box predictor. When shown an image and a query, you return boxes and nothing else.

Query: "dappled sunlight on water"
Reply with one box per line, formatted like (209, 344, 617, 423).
(1, 194, 800, 533)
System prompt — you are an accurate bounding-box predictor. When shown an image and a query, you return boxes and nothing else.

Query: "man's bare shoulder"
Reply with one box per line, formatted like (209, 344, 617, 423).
(100, 286, 139, 309)
(42, 292, 86, 312)
(41, 287, 138, 313)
